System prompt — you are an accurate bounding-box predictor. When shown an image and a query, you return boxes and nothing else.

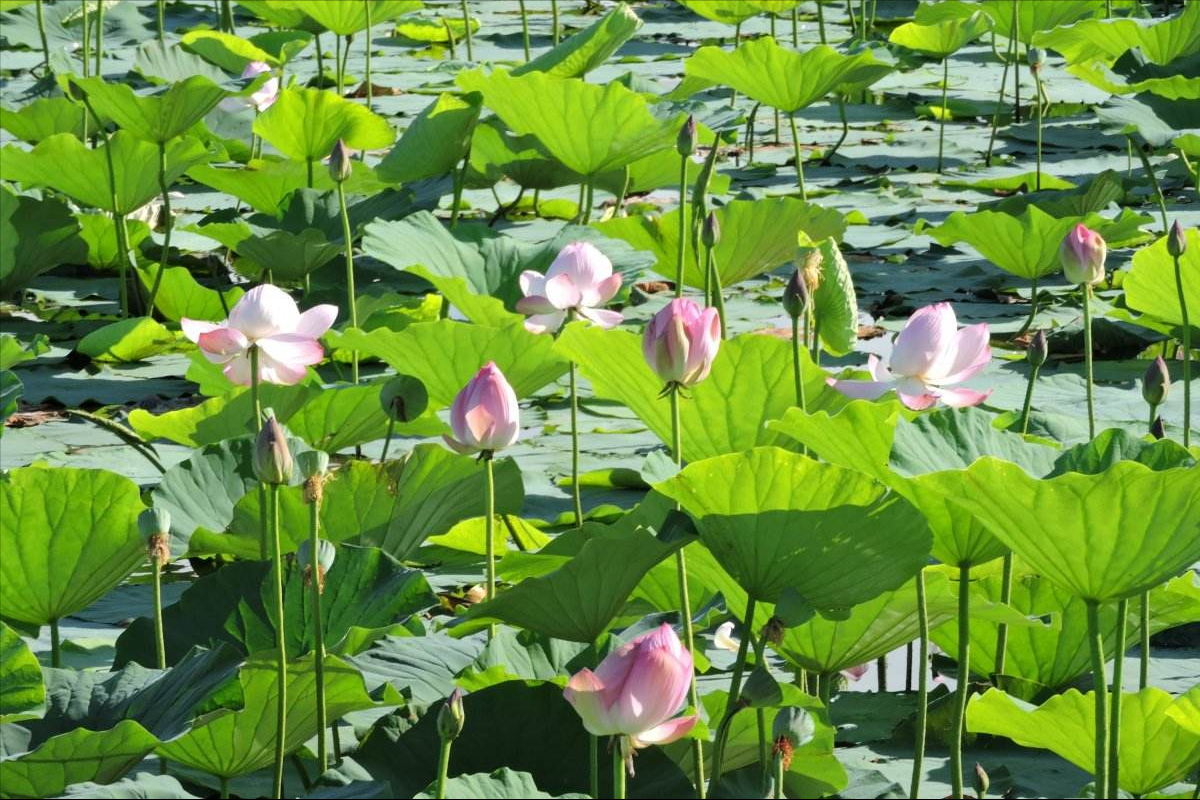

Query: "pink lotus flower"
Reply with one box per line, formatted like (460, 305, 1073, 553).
(516, 242, 624, 334)
(444, 362, 520, 454)
(828, 302, 991, 411)
(243, 61, 279, 112)
(181, 284, 337, 386)
(642, 298, 721, 387)
(1059, 223, 1106, 286)
(564, 623, 697, 749)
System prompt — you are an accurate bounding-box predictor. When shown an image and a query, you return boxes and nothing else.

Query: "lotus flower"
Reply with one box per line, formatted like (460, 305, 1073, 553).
(564, 623, 697, 749)
(182, 284, 337, 386)
(1059, 224, 1106, 286)
(642, 297, 721, 388)
(713, 621, 740, 653)
(242, 61, 279, 112)
(516, 242, 624, 334)
(443, 362, 520, 454)
(828, 302, 991, 410)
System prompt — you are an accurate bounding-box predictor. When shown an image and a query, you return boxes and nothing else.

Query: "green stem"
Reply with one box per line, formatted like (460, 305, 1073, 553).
(1083, 284, 1096, 439)
(985, 50, 1012, 167)
(1133, 139, 1170, 234)
(615, 167, 629, 216)
(1020, 363, 1041, 436)
(822, 96, 849, 165)
(518, 0, 530, 61)
(745, 102, 759, 163)
(568, 361, 583, 528)
(818, 671, 831, 705)
(1013, 0, 1021, 123)
(791, 315, 808, 457)
(816, 1, 825, 44)
(450, 147, 471, 229)
(613, 743, 626, 800)
(788, 112, 807, 201)
(1108, 598, 1126, 798)
(909, 569, 929, 800)
(380, 417, 395, 462)
(307, 158, 314, 188)
(1015, 274, 1040, 338)
(157, 0, 165, 41)
(589, 734, 599, 800)
(1140, 591, 1150, 689)
(584, 181, 594, 224)
(711, 596, 756, 791)
(773, 751, 784, 798)
(220, 0, 233, 33)
(335, 33, 343, 95)
(35, 0, 50, 79)
(730, 22, 741, 107)
(315, 32, 324, 86)
(436, 738, 452, 799)
(995, 553, 1014, 675)
(50, 618, 61, 668)
(937, 58, 949, 174)
(809, 306, 822, 365)
(1173, 249, 1192, 448)
(153, 558, 165, 669)
(707, 246, 727, 339)
(94, 0, 103, 75)
(1034, 69, 1043, 190)
(485, 455, 496, 640)
(444, 17, 457, 59)
(309, 499, 328, 772)
(269, 485, 288, 800)
(1086, 600, 1110, 795)
(336, 182, 358, 384)
(751, 632, 769, 771)
(551, 0, 560, 44)
(461, 0, 473, 60)
(675, 154, 688, 298)
(81, 0, 90, 77)
(876, 655, 887, 692)
(146, 142, 173, 315)
(950, 564, 971, 799)
(364, 1, 373, 111)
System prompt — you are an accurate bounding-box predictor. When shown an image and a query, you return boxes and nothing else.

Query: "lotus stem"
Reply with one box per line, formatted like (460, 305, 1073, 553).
(1033, 67, 1043, 190)
(859, 0, 868, 38)
(335, 182, 359, 385)
(365, 1, 374, 110)
(436, 736, 453, 798)
(1083, 284, 1096, 439)
(613, 742, 627, 800)
(152, 556, 166, 669)
(308, 499, 328, 771)
(949, 564, 971, 799)
(876, 655, 886, 692)
(315, 33, 324, 86)
(484, 453, 497, 640)
(1172, 245, 1192, 448)
(615, 167, 630, 217)
(816, 1, 825, 44)
(35, 0, 50, 82)
(745, 102, 760, 163)
(49, 618, 61, 667)
(146, 143, 174, 315)
(219, 777, 229, 799)
(220, 0, 234, 33)
(984, 47, 1012, 167)
(81, 0, 90, 77)
(707, 245, 728, 339)
(790, 315, 809, 455)
(906, 643, 913, 691)
(846, 0, 856, 38)
(711, 596, 756, 792)
(909, 569, 929, 800)
(773, 750, 784, 798)
(937, 58, 949, 174)
(569, 361, 582, 528)
(584, 182, 594, 224)
(1019, 362, 1041, 436)
(1108, 598, 1126, 798)
(251, 347, 267, 561)
(95, 0, 103, 75)
(269, 485, 288, 800)
(730, 23, 741, 108)
(1140, 592, 1150, 688)
(157, 0, 165, 41)
(1015, 275, 1039, 339)
(788, 112, 807, 201)
(334, 34, 343, 95)
(443, 17, 457, 59)
(818, 671, 832, 705)
(995, 553, 1015, 675)
(461, 0, 473, 60)
(379, 417, 396, 462)
(822, 96, 849, 165)
(1132, 139, 1170, 235)
(518, 0, 530, 61)
(551, 0, 560, 44)
(590, 732, 599, 800)
(675, 153, 688, 298)
(1085, 600, 1109, 795)
(1012, 0, 1021, 123)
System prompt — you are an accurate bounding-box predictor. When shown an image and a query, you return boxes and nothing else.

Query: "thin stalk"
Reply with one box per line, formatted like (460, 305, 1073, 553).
(876, 655, 886, 692)
(1033, 67, 1043, 190)
(909, 570, 929, 800)
(816, 1, 826, 44)
(613, 744, 626, 800)
(81, 0, 89, 77)
(315, 32, 324, 86)
(1015, 275, 1040, 338)
(220, 0, 234, 33)
(589, 734, 599, 800)
(1140, 591, 1150, 689)
(50, 618, 61, 667)
(710, 597, 756, 790)
(809, 305, 822, 364)
(1086, 600, 1110, 795)
(1133, 140, 1169, 234)
(708, 247, 728, 339)
(269, 485, 288, 800)
(460, 0, 473, 60)
(1172, 247, 1192, 448)
(1083, 284, 1096, 439)
(846, 0, 856, 37)
(984, 53, 1012, 167)
(614, 167, 629, 217)
(906, 643, 913, 692)
(1012, 0, 1021, 123)
(335, 34, 343, 95)
(995, 553, 1015, 675)
(823, 96, 849, 164)
(518, 0, 530, 61)
(818, 671, 832, 705)
(788, 112, 807, 200)
(380, 417, 396, 462)
(1019, 362, 1041, 435)
(937, 58, 949, 174)
(552, 0, 560, 44)
(773, 752, 784, 799)
(450, 147, 471, 228)
(251, 347, 267, 562)
(790, 315, 808, 454)
(335, 182, 358, 384)
(307, 158, 314, 188)
(675, 154, 688, 297)
(485, 455, 496, 639)
(1108, 598, 1127, 798)
(949, 564, 972, 799)
(364, 1, 373, 111)
(435, 738, 452, 799)
(730, 22, 741, 107)
(745, 102, 760, 163)
(309, 500, 328, 772)
(146, 142, 174, 314)
(219, 777, 229, 799)
(157, 0, 165, 41)
(35, 0, 50, 79)
(581, 179, 593, 224)
(152, 558, 166, 669)
(569, 361, 583, 527)
(95, 0, 103, 75)
(114, 214, 134, 318)
(859, 0, 868, 38)
(443, 18, 457, 59)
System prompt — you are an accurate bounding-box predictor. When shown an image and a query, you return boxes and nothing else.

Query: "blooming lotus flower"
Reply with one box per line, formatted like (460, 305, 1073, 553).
(828, 302, 991, 411)
(714, 621, 740, 653)
(1059, 223, 1106, 286)
(564, 623, 697, 749)
(642, 298, 721, 388)
(181, 284, 337, 386)
(242, 61, 279, 112)
(443, 362, 520, 454)
(516, 242, 624, 334)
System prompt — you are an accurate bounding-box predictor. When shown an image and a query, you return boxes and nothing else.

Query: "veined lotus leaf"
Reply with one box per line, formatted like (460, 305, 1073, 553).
(0, 720, 159, 799)
(1067, 61, 1200, 101)
(253, 87, 395, 164)
(928, 205, 1090, 281)
(0, 97, 86, 143)
(889, 12, 991, 58)
(677, 0, 764, 24)
(1033, 1, 1200, 66)
(188, 156, 388, 216)
(514, 2, 642, 79)
(289, 0, 423, 34)
(376, 92, 481, 185)
(799, 237, 858, 356)
(0, 186, 87, 298)
(1124, 226, 1200, 332)
(0, 621, 44, 723)
(71, 75, 229, 143)
(919, 0, 1101, 46)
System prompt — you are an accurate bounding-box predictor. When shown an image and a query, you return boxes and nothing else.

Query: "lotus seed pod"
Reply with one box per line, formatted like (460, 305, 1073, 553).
(1028, 47, 1045, 71)
(1027, 330, 1048, 368)
(676, 114, 697, 157)
(137, 508, 172, 567)
(254, 411, 292, 485)
(380, 374, 429, 423)
(298, 538, 336, 593)
(437, 687, 466, 741)
(772, 706, 816, 751)
(1142, 356, 1171, 407)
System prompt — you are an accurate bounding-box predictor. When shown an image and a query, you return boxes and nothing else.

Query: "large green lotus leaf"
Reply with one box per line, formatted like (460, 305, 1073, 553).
(188, 156, 388, 216)
(1067, 61, 1200, 101)
(935, 572, 1200, 692)
(416, 768, 585, 799)
(71, 76, 228, 144)
(801, 237, 858, 357)
(928, 205, 1086, 280)
(654, 447, 931, 607)
(0, 721, 159, 799)
(594, 197, 845, 291)
(0, 186, 87, 298)
(921, 458, 1200, 602)
(232, 229, 343, 283)
(115, 544, 432, 668)
(677, 0, 763, 24)
(467, 117, 582, 191)
(1033, 2, 1200, 65)
(0, 468, 145, 626)
(513, 2, 641, 78)
(967, 686, 1200, 796)
(593, 123, 731, 197)
(456, 69, 684, 176)
(55, 773, 197, 799)
(889, 12, 991, 58)
(557, 326, 842, 462)
(0, 97, 86, 143)
(456, 628, 589, 692)
(978, 0, 1107, 46)
(336, 321, 568, 406)
(181, 29, 275, 70)
(76, 317, 175, 363)
(1097, 92, 1200, 148)
(136, 265, 245, 323)
(0, 132, 211, 215)
(776, 571, 960, 676)
(195, 447, 523, 561)
(289, 0, 422, 34)
(77, 214, 153, 271)
(253, 87, 394, 164)
(376, 92, 481, 185)
(0, 621, 44, 723)
(1124, 226, 1200, 332)
(135, 40, 233, 86)
(155, 653, 377, 778)
(682, 39, 893, 112)
(1048, 427, 1195, 475)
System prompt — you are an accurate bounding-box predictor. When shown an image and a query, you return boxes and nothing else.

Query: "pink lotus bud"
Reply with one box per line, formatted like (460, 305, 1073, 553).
(1059, 224, 1106, 286)
(443, 362, 520, 455)
(564, 623, 697, 749)
(642, 298, 721, 388)
(241, 61, 279, 112)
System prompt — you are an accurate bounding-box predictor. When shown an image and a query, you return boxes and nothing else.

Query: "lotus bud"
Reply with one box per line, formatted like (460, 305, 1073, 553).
(437, 687, 466, 741)
(1059, 224, 1106, 286)
(1142, 356, 1170, 407)
(329, 139, 352, 183)
(298, 537, 336, 593)
(676, 114, 697, 157)
(701, 211, 720, 249)
(772, 706, 815, 770)
(296, 450, 330, 504)
(1027, 329, 1048, 368)
(1150, 415, 1166, 440)
(782, 268, 810, 321)
(973, 763, 990, 798)
(254, 411, 293, 485)
(380, 374, 429, 423)
(642, 298, 721, 388)
(138, 507, 172, 567)
(1028, 47, 1045, 72)
(1168, 219, 1188, 258)
(443, 363, 520, 455)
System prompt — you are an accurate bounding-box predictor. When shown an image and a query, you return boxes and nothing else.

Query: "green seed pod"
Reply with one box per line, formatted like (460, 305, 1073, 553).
(296, 450, 330, 480)
(772, 706, 816, 750)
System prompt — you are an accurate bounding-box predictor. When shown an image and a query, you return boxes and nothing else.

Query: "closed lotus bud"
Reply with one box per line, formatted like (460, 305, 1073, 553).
(1142, 356, 1170, 407)
(701, 211, 720, 249)
(138, 507, 172, 567)
(1059, 224, 1106, 286)
(443, 363, 520, 455)
(298, 538, 336, 593)
(254, 411, 293, 485)
(1028, 47, 1045, 71)
(1168, 219, 1188, 258)
(782, 268, 809, 320)
(676, 114, 697, 157)
(973, 763, 990, 798)
(329, 139, 352, 183)
(1027, 329, 1048, 368)
(380, 374, 429, 423)
(296, 450, 330, 504)
(643, 298, 721, 388)
(437, 687, 466, 741)
(1150, 415, 1166, 440)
